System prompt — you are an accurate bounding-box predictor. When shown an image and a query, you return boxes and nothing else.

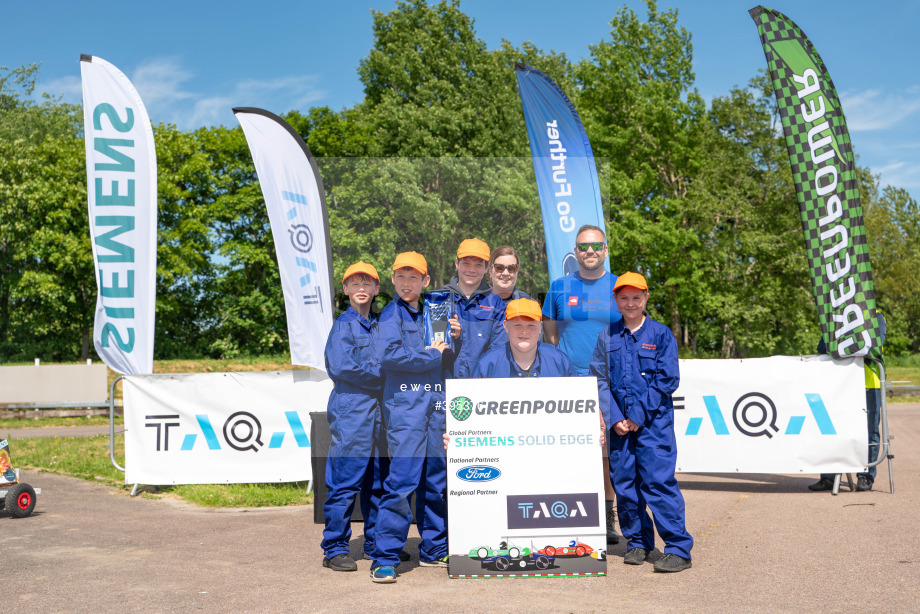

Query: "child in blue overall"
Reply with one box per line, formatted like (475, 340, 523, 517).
(322, 262, 387, 572)
(371, 252, 457, 583)
(472, 298, 575, 379)
(589, 271, 694, 572)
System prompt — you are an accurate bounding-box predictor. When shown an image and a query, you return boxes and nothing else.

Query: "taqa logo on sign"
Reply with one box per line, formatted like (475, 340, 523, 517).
(456, 465, 501, 483)
(144, 411, 311, 452)
(507, 493, 599, 530)
(683, 392, 837, 438)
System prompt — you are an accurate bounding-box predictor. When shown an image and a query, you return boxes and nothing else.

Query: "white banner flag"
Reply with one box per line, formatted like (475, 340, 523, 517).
(123, 370, 331, 485)
(674, 355, 867, 473)
(233, 108, 333, 370)
(80, 55, 157, 375)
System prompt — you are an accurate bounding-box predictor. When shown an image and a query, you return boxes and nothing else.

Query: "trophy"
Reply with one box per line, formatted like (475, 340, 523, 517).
(423, 289, 454, 350)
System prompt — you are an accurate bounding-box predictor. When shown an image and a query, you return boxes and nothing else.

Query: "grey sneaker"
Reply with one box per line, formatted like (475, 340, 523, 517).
(653, 553, 692, 573)
(323, 554, 357, 572)
(419, 555, 449, 567)
(623, 548, 649, 565)
(856, 475, 873, 492)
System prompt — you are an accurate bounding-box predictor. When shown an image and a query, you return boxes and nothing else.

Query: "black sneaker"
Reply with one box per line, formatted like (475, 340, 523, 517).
(623, 548, 649, 565)
(363, 550, 410, 562)
(323, 554, 357, 572)
(653, 553, 692, 573)
(856, 476, 873, 492)
(606, 506, 621, 545)
(807, 477, 834, 492)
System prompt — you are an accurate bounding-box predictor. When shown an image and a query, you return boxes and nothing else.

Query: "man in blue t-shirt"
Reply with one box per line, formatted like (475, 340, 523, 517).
(541, 225, 622, 374)
(541, 224, 622, 545)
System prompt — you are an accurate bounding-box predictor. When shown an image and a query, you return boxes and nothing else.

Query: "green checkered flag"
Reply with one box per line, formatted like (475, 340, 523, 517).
(750, 6, 882, 361)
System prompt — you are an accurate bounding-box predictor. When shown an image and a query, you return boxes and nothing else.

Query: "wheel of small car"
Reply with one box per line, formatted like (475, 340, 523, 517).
(477, 547, 489, 559)
(575, 546, 586, 556)
(509, 547, 520, 559)
(495, 557, 511, 570)
(544, 546, 556, 557)
(6, 483, 36, 518)
(535, 556, 550, 570)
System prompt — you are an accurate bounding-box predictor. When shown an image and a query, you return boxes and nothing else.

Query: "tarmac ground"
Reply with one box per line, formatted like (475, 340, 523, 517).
(2, 405, 918, 613)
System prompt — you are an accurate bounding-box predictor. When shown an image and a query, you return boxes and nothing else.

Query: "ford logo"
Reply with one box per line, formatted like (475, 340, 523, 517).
(456, 465, 501, 483)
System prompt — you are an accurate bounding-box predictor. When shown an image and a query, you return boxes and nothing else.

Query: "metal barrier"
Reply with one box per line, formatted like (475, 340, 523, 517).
(833, 359, 894, 495)
(108, 376, 126, 473)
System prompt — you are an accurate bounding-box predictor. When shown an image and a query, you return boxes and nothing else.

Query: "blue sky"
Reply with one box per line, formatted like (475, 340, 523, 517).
(4, 0, 918, 193)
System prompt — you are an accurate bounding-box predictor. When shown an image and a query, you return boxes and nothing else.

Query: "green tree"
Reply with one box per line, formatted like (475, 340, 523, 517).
(576, 0, 708, 348)
(193, 124, 288, 357)
(695, 75, 816, 357)
(0, 65, 94, 361)
(152, 123, 216, 358)
(864, 185, 920, 354)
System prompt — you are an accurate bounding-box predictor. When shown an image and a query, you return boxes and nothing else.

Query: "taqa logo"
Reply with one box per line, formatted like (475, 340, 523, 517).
(683, 392, 837, 438)
(144, 411, 311, 452)
(507, 493, 599, 530)
(450, 396, 474, 421)
(568, 296, 579, 306)
(456, 465, 501, 483)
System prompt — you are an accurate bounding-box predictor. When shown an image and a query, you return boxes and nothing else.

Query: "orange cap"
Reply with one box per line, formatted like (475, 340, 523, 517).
(505, 298, 543, 321)
(457, 238, 490, 261)
(613, 271, 648, 293)
(392, 251, 428, 275)
(342, 261, 379, 283)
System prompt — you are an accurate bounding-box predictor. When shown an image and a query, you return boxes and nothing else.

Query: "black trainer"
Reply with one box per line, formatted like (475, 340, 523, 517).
(807, 477, 834, 492)
(323, 554, 358, 572)
(856, 475, 873, 492)
(606, 506, 621, 545)
(623, 548, 649, 565)
(653, 553, 692, 573)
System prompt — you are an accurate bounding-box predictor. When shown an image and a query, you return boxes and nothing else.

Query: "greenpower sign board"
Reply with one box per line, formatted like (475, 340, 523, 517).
(750, 6, 881, 360)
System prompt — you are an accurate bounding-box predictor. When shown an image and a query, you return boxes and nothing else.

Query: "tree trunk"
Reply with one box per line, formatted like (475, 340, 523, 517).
(81, 325, 90, 361)
(669, 288, 681, 347)
(720, 323, 735, 359)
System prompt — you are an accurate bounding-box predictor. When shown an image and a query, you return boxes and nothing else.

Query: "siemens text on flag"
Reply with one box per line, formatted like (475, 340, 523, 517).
(80, 55, 157, 375)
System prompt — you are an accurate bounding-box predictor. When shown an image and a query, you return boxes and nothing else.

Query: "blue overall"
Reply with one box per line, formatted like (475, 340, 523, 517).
(472, 342, 576, 378)
(321, 306, 387, 559)
(589, 317, 693, 559)
(373, 297, 448, 568)
(440, 278, 508, 379)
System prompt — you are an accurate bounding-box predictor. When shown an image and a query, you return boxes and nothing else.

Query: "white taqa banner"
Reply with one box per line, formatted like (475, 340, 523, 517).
(674, 355, 867, 473)
(233, 108, 333, 370)
(80, 55, 157, 375)
(445, 377, 606, 579)
(123, 371, 331, 485)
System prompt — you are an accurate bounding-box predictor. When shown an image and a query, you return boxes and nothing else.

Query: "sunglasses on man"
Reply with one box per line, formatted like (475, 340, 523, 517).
(492, 264, 519, 273)
(576, 242, 606, 252)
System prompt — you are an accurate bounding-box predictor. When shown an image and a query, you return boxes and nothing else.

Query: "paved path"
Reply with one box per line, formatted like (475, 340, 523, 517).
(2, 406, 918, 612)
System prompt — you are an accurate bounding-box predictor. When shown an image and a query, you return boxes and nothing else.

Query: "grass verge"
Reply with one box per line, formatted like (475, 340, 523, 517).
(9, 433, 314, 508)
(0, 415, 123, 431)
